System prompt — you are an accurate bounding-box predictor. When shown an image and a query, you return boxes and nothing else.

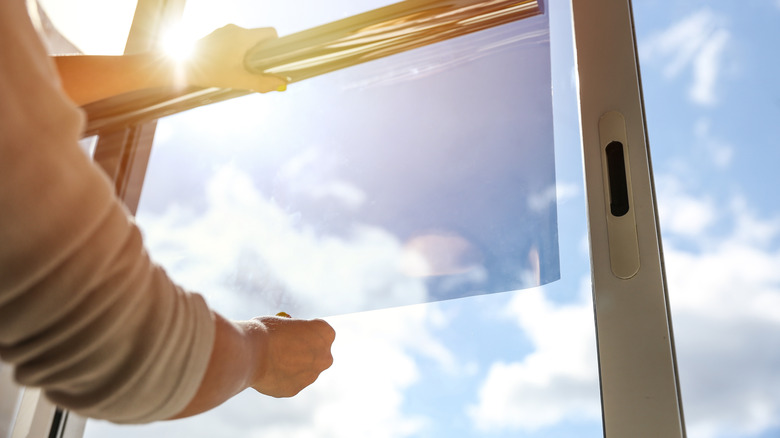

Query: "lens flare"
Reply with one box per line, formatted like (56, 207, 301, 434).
(160, 24, 198, 63)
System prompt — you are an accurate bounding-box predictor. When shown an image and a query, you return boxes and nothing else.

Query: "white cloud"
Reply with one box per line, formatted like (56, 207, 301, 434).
(656, 175, 718, 238)
(658, 183, 780, 438)
(467, 284, 601, 431)
(640, 9, 731, 106)
(137, 164, 427, 318)
(527, 182, 580, 212)
(273, 147, 368, 209)
(689, 28, 729, 105)
(308, 180, 367, 209)
(693, 118, 734, 168)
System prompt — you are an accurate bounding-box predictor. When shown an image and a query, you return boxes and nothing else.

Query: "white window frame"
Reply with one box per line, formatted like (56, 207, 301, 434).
(573, 0, 686, 435)
(7, 0, 686, 436)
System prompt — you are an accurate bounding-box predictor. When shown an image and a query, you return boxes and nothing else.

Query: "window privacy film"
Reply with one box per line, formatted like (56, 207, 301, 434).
(131, 7, 557, 319)
(83, 2, 604, 437)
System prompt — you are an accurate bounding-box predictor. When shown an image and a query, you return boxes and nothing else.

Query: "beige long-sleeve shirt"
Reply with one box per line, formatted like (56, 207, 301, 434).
(0, 0, 215, 423)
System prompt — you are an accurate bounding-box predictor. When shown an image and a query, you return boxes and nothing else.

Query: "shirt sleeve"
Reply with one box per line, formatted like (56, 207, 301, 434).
(0, 0, 216, 424)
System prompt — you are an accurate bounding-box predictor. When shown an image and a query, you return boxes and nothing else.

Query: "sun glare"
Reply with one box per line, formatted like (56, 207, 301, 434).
(160, 25, 199, 63)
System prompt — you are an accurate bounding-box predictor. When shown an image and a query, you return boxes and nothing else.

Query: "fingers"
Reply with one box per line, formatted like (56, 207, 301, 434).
(248, 316, 335, 398)
(237, 26, 286, 93)
(244, 26, 278, 41)
(312, 318, 337, 344)
(206, 24, 277, 43)
(186, 24, 286, 93)
(305, 318, 335, 374)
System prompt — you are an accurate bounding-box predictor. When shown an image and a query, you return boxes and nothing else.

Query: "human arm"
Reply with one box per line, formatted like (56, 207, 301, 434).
(172, 314, 335, 419)
(53, 25, 287, 106)
(1, 0, 330, 423)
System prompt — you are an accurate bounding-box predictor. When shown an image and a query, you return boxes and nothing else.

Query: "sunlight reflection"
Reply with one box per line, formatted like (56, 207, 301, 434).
(159, 23, 200, 63)
(401, 232, 483, 277)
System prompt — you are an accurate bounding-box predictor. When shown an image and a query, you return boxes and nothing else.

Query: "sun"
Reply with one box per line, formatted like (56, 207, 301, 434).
(159, 24, 199, 63)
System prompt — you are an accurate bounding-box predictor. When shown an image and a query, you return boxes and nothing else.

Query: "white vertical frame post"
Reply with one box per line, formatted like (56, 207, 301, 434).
(10, 390, 56, 438)
(572, 0, 686, 436)
(1, 364, 23, 438)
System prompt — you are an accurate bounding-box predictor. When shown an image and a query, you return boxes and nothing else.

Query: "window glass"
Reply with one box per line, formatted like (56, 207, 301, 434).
(84, 0, 603, 436)
(132, 19, 557, 318)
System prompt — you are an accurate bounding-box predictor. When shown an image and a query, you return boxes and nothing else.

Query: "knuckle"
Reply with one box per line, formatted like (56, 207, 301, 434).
(321, 352, 334, 370)
(313, 319, 337, 341)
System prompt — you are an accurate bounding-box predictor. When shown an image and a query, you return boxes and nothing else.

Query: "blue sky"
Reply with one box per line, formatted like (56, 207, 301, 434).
(633, 2, 780, 437)
(60, 0, 780, 437)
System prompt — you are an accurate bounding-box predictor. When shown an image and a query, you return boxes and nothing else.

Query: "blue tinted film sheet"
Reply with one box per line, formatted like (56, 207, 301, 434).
(137, 11, 558, 318)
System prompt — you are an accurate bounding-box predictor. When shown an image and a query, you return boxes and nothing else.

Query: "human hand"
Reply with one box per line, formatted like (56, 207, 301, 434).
(239, 316, 335, 398)
(186, 24, 287, 93)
